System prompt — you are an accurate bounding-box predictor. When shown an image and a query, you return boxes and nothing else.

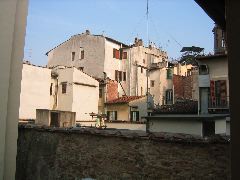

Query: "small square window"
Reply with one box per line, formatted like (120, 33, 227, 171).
(62, 82, 67, 94)
(151, 80, 154, 87)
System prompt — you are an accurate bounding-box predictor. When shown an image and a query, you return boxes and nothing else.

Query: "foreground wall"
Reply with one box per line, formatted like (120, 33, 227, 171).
(16, 126, 230, 180)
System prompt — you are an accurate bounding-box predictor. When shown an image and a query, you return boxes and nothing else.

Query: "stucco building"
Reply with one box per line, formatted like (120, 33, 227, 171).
(105, 95, 154, 122)
(19, 62, 51, 120)
(46, 32, 171, 109)
(50, 66, 99, 120)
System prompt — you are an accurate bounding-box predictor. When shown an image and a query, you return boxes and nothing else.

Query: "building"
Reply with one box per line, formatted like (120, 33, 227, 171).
(50, 66, 99, 121)
(197, 24, 229, 114)
(197, 54, 229, 114)
(105, 95, 154, 122)
(19, 62, 51, 120)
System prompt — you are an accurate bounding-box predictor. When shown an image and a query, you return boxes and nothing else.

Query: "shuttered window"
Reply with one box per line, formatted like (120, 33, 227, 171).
(115, 70, 119, 81)
(123, 52, 127, 59)
(123, 72, 126, 81)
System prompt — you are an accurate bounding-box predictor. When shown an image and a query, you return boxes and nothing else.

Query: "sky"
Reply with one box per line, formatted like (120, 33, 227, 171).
(24, 0, 214, 66)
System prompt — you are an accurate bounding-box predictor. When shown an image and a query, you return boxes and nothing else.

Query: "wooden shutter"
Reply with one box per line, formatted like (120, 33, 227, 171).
(107, 111, 110, 120)
(114, 111, 118, 120)
(120, 49, 123, 59)
(130, 111, 133, 121)
(113, 49, 116, 58)
(115, 70, 118, 81)
(123, 52, 127, 59)
(115, 50, 120, 59)
(119, 71, 122, 81)
(136, 111, 139, 121)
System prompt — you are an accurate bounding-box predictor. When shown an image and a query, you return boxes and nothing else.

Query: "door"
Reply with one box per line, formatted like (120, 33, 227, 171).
(200, 87, 209, 114)
(50, 112, 59, 127)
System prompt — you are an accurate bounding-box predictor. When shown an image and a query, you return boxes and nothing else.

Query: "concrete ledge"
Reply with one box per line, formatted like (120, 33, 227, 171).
(18, 124, 230, 144)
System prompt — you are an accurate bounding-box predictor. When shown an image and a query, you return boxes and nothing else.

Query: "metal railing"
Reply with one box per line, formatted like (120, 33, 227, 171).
(208, 96, 229, 109)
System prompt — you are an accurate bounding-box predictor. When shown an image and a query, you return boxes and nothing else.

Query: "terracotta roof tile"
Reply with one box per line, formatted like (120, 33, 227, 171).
(105, 96, 145, 104)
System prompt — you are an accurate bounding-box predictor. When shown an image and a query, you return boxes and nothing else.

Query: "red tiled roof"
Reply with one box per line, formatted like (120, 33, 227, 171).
(105, 96, 145, 104)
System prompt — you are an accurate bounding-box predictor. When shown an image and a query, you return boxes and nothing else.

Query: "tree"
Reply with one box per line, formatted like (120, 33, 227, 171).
(179, 46, 204, 65)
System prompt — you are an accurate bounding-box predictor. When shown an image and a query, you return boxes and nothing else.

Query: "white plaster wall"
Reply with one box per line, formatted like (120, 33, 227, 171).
(105, 123, 146, 131)
(199, 57, 229, 99)
(72, 69, 99, 120)
(127, 45, 168, 97)
(47, 34, 105, 79)
(149, 119, 203, 136)
(0, 0, 28, 179)
(215, 119, 227, 134)
(55, 68, 74, 112)
(19, 64, 51, 119)
(106, 104, 129, 121)
(129, 96, 153, 121)
(149, 70, 161, 105)
(159, 68, 173, 105)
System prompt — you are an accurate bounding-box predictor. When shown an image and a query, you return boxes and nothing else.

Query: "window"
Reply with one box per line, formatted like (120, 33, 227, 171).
(107, 111, 117, 120)
(130, 111, 139, 122)
(113, 48, 120, 59)
(143, 59, 145, 64)
(151, 80, 155, 87)
(123, 72, 126, 81)
(187, 69, 191, 76)
(167, 68, 173, 79)
(113, 49, 116, 58)
(115, 70, 119, 81)
(81, 50, 84, 59)
(62, 82, 67, 94)
(123, 52, 127, 59)
(71, 52, 75, 61)
(50, 83, 53, 95)
(141, 67, 143, 73)
(99, 88, 103, 98)
(118, 71, 122, 81)
(166, 89, 173, 105)
(199, 64, 208, 75)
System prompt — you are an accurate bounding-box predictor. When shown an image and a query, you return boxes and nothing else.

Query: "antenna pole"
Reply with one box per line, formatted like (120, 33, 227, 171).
(146, 0, 149, 46)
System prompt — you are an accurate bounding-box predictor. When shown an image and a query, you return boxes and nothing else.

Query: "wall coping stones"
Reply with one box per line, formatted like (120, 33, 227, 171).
(18, 123, 230, 144)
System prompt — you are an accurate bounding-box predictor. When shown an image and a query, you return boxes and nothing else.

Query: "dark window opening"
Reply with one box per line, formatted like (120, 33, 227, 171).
(62, 82, 67, 94)
(151, 80, 155, 87)
(115, 70, 119, 81)
(71, 52, 75, 61)
(119, 71, 122, 81)
(99, 88, 103, 98)
(81, 50, 84, 59)
(199, 64, 208, 75)
(130, 111, 139, 122)
(123, 72, 126, 81)
(141, 67, 143, 73)
(50, 83, 53, 95)
(107, 111, 117, 120)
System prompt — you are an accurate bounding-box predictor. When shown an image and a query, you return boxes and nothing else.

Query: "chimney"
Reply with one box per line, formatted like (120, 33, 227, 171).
(86, 30, 90, 35)
(138, 39, 143, 46)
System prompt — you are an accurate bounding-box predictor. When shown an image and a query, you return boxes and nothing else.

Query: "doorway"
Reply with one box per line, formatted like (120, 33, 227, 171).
(50, 112, 60, 127)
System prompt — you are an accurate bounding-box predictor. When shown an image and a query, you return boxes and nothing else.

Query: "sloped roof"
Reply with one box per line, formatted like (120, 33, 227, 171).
(105, 96, 145, 104)
(46, 33, 129, 56)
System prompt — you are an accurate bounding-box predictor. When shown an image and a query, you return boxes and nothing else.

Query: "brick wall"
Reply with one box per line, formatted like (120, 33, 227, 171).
(106, 79, 118, 101)
(173, 74, 193, 101)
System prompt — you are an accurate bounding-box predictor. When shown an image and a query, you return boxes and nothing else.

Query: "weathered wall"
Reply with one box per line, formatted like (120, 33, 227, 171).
(0, 0, 28, 178)
(16, 126, 230, 180)
(19, 64, 51, 119)
(173, 74, 193, 101)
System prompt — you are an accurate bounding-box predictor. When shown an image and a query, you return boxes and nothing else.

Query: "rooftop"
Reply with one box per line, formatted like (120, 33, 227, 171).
(105, 96, 145, 104)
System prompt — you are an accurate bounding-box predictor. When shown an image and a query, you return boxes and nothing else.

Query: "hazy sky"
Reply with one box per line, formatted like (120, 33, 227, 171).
(24, 0, 214, 65)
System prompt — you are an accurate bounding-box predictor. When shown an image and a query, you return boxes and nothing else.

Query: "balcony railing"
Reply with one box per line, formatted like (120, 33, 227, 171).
(208, 96, 229, 109)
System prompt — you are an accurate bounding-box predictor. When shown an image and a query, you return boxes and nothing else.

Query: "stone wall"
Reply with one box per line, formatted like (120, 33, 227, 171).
(16, 125, 230, 180)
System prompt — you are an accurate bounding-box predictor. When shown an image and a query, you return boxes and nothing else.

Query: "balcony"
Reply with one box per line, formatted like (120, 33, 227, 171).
(208, 96, 229, 113)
